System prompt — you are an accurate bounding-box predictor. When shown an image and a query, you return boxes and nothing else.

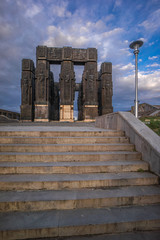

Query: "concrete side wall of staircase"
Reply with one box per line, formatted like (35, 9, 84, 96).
(96, 111, 160, 177)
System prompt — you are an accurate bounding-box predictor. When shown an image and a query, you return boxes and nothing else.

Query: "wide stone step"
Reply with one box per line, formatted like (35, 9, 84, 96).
(0, 136, 129, 144)
(0, 204, 159, 239)
(0, 172, 158, 190)
(0, 143, 134, 152)
(0, 130, 124, 137)
(37, 231, 160, 240)
(1, 186, 160, 212)
(0, 160, 149, 174)
(0, 151, 142, 162)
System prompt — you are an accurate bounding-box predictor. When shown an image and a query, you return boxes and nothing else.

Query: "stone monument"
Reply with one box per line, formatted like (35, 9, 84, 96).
(20, 46, 113, 121)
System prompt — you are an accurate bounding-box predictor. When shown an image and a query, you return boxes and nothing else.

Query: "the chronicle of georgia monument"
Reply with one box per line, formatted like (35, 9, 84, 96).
(21, 46, 113, 122)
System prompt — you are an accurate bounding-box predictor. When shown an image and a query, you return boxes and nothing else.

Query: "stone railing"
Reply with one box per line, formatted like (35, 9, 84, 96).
(95, 112, 160, 177)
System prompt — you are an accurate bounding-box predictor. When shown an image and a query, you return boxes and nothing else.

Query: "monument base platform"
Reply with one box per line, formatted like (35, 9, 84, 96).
(83, 105, 98, 121)
(60, 105, 74, 122)
(34, 104, 49, 122)
(34, 119, 49, 122)
(20, 105, 33, 121)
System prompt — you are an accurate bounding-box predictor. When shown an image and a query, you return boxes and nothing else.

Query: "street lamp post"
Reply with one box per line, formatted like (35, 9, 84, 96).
(129, 40, 143, 118)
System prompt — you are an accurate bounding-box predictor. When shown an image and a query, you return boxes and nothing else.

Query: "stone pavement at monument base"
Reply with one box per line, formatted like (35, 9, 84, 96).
(0, 121, 159, 239)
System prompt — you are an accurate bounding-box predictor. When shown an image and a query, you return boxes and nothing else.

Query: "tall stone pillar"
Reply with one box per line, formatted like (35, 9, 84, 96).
(99, 62, 113, 115)
(21, 59, 35, 121)
(53, 84, 60, 120)
(49, 71, 54, 120)
(50, 78, 60, 121)
(78, 83, 83, 120)
(82, 54, 98, 121)
(34, 46, 51, 121)
(59, 60, 75, 122)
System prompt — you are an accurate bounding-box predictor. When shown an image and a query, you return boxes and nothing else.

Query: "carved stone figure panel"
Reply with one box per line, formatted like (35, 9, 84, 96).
(87, 48, 97, 61)
(99, 62, 113, 115)
(63, 47, 72, 60)
(78, 84, 83, 120)
(82, 62, 98, 105)
(101, 75, 112, 92)
(47, 47, 62, 61)
(36, 62, 46, 75)
(21, 72, 29, 105)
(35, 60, 50, 103)
(53, 85, 60, 120)
(60, 61, 75, 105)
(72, 49, 87, 61)
(21, 59, 35, 121)
(101, 62, 112, 74)
(36, 46, 47, 59)
(101, 74, 113, 106)
(37, 46, 97, 63)
(21, 71, 35, 105)
(22, 59, 35, 73)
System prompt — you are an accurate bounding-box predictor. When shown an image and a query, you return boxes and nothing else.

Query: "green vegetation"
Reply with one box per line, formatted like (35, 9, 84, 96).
(140, 117, 160, 136)
(137, 168, 145, 172)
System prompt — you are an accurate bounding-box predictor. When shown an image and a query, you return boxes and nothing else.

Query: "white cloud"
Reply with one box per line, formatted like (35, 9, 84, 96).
(139, 69, 160, 93)
(51, 1, 71, 18)
(25, 4, 42, 18)
(113, 63, 134, 73)
(119, 48, 132, 56)
(146, 63, 160, 68)
(119, 63, 134, 71)
(115, 68, 160, 96)
(139, 37, 147, 43)
(114, 0, 122, 8)
(149, 41, 155, 46)
(139, 8, 160, 33)
(148, 56, 158, 60)
(105, 14, 115, 23)
(0, 23, 13, 39)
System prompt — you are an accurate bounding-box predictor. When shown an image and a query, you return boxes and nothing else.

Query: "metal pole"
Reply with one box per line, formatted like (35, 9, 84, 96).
(134, 48, 139, 118)
(129, 40, 143, 118)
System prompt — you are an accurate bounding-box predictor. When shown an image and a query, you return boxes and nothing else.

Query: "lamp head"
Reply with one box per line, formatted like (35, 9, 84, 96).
(129, 40, 143, 51)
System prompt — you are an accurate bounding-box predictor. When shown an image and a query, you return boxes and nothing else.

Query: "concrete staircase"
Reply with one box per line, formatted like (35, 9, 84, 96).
(0, 127, 159, 239)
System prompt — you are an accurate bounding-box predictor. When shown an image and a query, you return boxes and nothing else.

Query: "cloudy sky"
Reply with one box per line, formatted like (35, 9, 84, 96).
(0, 0, 160, 115)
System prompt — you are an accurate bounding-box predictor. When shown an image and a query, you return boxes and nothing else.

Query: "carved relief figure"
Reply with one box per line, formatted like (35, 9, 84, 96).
(89, 49, 95, 59)
(60, 61, 75, 104)
(22, 72, 29, 104)
(38, 75, 45, 100)
(88, 75, 94, 101)
(23, 60, 29, 70)
(36, 62, 46, 101)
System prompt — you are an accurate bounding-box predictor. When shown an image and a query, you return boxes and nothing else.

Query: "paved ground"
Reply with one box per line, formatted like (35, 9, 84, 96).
(0, 121, 95, 126)
(0, 121, 109, 132)
(27, 231, 160, 240)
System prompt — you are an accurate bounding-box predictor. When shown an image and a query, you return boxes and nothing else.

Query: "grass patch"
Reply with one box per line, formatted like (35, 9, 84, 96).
(140, 117, 160, 136)
(137, 168, 145, 172)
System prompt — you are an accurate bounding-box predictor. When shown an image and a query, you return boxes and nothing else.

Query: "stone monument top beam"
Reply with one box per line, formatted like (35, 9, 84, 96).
(36, 46, 97, 64)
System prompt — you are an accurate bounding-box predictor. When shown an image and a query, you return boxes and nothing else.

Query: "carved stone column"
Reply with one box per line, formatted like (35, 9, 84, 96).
(20, 59, 35, 121)
(82, 58, 98, 121)
(78, 83, 83, 120)
(35, 46, 51, 121)
(99, 62, 113, 115)
(53, 83, 60, 120)
(59, 60, 75, 121)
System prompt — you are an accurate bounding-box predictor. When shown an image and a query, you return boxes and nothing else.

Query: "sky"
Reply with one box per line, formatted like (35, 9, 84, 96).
(0, 0, 160, 116)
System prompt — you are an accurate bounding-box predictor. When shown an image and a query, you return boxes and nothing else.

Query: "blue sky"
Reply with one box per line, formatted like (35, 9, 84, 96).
(0, 0, 160, 115)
